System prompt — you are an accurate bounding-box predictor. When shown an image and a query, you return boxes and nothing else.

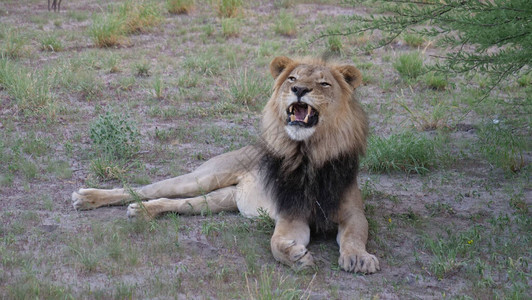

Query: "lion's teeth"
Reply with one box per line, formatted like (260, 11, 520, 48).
(289, 106, 293, 113)
(303, 115, 309, 123)
(290, 115, 296, 122)
(307, 105, 311, 115)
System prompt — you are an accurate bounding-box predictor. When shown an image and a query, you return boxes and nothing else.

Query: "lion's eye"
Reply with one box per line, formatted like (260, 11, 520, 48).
(287, 76, 296, 82)
(320, 82, 331, 87)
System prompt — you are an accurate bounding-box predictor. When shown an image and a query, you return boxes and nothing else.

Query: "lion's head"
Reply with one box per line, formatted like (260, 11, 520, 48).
(261, 56, 368, 167)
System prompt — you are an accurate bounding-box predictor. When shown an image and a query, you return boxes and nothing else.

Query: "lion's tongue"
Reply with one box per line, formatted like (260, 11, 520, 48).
(294, 105, 308, 121)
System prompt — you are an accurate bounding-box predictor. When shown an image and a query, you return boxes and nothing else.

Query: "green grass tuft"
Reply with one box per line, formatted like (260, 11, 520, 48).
(228, 69, 270, 108)
(0, 28, 29, 58)
(119, 0, 162, 34)
(167, 0, 195, 14)
(88, 13, 127, 48)
(394, 52, 424, 80)
(221, 18, 241, 37)
(424, 72, 448, 90)
(476, 121, 527, 174)
(216, 0, 242, 18)
(40, 35, 64, 52)
(403, 33, 425, 47)
(362, 131, 437, 174)
(274, 10, 296, 36)
(0, 58, 54, 116)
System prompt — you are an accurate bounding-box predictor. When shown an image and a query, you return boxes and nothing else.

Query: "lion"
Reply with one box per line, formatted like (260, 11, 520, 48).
(72, 56, 380, 274)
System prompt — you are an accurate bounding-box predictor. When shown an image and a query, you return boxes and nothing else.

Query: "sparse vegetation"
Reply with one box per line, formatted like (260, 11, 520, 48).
(1, 0, 529, 298)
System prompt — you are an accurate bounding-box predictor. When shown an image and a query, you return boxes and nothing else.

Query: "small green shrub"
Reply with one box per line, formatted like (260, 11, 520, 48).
(89, 112, 141, 160)
(221, 18, 241, 37)
(216, 0, 242, 18)
(362, 131, 437, 174)
(40, 35, 64, 52)
(167, 0, 195, 14)
(274, 10, 296, 36)
(394, 52, 424, 80)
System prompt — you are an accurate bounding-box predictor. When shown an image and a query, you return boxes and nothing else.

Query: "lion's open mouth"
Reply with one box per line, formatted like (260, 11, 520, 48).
(286, 102, 319, 127)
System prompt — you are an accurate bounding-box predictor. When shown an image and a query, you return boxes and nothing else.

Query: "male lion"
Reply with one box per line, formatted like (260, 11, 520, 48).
(72, 56, 380, 274)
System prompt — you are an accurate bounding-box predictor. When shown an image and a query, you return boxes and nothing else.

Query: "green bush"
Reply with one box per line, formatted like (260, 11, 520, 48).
(89, 112, 140, 160)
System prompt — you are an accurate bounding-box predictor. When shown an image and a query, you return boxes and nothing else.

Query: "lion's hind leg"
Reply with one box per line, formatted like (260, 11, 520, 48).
(126, 186, 238, 220)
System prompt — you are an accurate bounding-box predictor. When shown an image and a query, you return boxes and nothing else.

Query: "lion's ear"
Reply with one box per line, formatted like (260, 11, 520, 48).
(270, 56, 294, 79)
(335, 65, 362, 89)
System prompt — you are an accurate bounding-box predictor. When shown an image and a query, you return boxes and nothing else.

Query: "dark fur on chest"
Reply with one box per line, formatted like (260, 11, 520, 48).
(260, 149, 359, 232)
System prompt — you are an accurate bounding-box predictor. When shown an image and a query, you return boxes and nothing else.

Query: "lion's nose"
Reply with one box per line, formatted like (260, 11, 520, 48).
(291, 86, 312, 98)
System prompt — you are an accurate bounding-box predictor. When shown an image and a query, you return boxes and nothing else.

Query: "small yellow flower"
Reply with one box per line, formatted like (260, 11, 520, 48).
(388, 218, 392, 223)
(467, 240, 473, 245)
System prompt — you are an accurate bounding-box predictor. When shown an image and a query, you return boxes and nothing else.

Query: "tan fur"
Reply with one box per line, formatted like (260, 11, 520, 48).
(72, 57, 379, 274)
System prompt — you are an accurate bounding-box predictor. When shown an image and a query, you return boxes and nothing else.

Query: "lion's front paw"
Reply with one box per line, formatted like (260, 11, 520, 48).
(72, 189, 99, 210)
(127, 202, 153, 221)
(290, 244, 314, 271)
(338, 251, 380, 274)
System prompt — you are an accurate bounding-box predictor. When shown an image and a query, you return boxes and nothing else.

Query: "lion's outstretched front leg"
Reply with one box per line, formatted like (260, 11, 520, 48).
(336, 186, 380, 274)
(72, 188, 133, 210)
(270, 218, 314, 271)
